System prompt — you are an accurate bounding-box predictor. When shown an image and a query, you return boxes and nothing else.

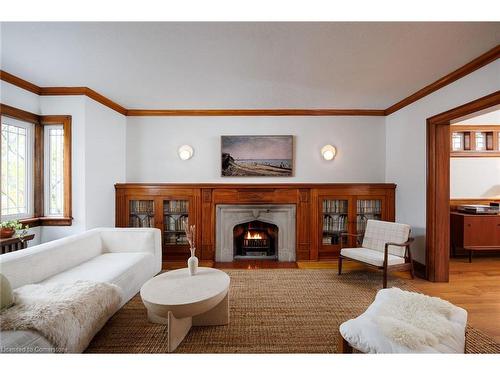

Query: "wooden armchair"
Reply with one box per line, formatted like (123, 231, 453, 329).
(338, 219, 414, 288)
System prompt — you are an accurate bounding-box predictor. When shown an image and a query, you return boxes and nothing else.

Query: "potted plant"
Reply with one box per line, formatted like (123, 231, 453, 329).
(0, 220, 29, 239)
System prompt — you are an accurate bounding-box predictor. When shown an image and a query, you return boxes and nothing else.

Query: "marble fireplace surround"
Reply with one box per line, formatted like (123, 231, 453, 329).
(215, 204, 296, 262)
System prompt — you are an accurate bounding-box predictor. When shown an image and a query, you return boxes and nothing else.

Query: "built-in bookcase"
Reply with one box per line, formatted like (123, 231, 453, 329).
(117, 184, 395, 262)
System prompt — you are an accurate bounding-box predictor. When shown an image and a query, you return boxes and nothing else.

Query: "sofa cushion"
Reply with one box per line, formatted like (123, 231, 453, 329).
(362, 220, 411, 257)
(40, 252, 154, 304)
(0, 273, 14, 310)
(0, 231, 103, 289)
(340, 247, 405, 267)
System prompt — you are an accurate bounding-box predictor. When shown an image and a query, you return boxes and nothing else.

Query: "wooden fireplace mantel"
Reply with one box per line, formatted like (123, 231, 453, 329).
(115, 183, 396, 261)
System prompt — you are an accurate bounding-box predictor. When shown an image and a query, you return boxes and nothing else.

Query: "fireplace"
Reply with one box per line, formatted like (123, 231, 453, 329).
(216, 204, 295, 262)
(233, 220, 278, 259)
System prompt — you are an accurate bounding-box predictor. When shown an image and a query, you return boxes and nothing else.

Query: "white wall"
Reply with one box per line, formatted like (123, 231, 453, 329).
(126, 116, 386, 183)
(84, 98, 126, 229)
(451, 158, 500, 198)
(385, 60, 500, 263)
(0, 81, 40, 114)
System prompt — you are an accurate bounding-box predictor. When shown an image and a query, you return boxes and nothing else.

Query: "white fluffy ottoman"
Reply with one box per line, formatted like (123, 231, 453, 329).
(339, 288, 467, 353)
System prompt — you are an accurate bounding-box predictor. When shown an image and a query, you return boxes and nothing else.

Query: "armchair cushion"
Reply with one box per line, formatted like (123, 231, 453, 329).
(340, 248, 406, 267)
(362, 220, 410, 257)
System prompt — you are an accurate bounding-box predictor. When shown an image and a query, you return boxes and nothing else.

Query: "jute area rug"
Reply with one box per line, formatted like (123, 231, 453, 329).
(86, 269, 500, 354)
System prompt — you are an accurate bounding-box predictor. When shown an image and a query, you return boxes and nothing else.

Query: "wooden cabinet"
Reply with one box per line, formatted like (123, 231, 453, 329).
(116, 183, 395, 262)
(450, 212, 500, 256)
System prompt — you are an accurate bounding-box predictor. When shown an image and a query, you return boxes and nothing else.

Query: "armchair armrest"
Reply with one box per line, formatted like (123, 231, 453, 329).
(383, 237, 415, 264)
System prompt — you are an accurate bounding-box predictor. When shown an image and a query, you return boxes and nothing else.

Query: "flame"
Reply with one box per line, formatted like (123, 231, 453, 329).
(245, 231, 262, 240)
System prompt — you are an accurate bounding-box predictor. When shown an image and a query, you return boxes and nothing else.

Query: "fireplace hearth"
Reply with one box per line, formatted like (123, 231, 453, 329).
(233, 220, 278, 259)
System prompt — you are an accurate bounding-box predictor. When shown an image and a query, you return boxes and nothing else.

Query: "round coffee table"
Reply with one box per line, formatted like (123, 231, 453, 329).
(140, 267, 230, 352)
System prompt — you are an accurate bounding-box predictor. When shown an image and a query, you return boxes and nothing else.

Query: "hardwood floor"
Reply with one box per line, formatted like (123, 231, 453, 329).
(163, 256, 500, 343)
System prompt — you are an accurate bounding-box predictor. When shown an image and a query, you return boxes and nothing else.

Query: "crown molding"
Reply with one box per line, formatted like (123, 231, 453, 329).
(39, 87, 128, 115)
(385, 44, 500, 115)
(125, 109, 385, 116)
(0, 70, 41, 95)
(1, 44, 499, 117)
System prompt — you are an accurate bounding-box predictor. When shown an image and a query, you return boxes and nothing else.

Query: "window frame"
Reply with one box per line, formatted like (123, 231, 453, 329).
(0, 103, 72, 226)
(450, 125, 500, 157)
(1, 116, 35, 220)
(43, 124, 65, 217)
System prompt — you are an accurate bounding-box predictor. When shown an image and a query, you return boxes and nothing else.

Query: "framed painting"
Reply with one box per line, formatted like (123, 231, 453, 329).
(221, 135, 293, 177)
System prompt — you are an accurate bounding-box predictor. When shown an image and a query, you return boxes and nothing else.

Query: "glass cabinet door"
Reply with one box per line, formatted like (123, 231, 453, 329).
(356, 198, 383, 243)
(321, 199, 349, 247)
(163, 199, 189, 246)
(128, 200, 155, 228)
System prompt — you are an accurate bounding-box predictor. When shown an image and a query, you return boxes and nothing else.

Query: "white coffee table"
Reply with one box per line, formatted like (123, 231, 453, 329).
(140, 267, 230, 352)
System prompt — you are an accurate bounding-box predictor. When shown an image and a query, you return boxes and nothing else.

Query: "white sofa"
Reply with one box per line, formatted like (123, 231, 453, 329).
(0, 227, 162, 352)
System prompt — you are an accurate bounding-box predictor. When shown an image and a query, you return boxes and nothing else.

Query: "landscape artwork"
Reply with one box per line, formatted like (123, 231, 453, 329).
(221, 135, 293, 177)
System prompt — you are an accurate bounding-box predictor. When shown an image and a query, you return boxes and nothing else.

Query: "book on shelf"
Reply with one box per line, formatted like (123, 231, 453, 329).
(322, 200, 347, 214)
(356, 199, 381, 214)
(129, 214, 153, 228)
(165, 215, 188, 231)
(322, 214, 347, 233)
(164, 200, 188, 213)
(130, 200, 153, 215)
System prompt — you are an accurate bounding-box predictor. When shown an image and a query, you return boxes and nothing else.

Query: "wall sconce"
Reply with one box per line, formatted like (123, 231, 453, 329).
(321, 145, 336, 161)
(178, 145, 194, 160)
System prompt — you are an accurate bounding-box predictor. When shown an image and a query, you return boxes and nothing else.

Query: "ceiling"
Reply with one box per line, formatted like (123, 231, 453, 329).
(1, 22, 499, 109)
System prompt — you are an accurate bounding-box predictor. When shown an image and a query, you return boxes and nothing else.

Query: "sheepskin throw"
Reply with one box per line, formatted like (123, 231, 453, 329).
(340, 287, 467, 353)
(0, 281, 121, 353)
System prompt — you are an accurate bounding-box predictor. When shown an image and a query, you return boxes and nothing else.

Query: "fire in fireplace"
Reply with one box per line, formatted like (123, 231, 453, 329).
(233, 220, 278, 259)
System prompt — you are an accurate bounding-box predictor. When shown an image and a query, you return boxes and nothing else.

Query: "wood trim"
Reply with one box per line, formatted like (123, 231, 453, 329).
(33, 123, 44, 217)
(125, 109, 386, 117)
(426, 90, 500, 282)
(451, 125, 500, 131)
(40, 87, 128, 115)
(386, 45, 500, 115)
(0, 70, 41, 95)
(115, 183, 397, 189)
(2, 45, 498, 117)
(0, 103, 40, 124)
(450, 151, 500, 157)
(20, 217, 73, 227)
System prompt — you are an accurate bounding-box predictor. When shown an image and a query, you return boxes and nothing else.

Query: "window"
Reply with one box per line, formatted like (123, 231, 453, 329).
(0, 104, 72, 226)
(1, 117, 34, 219)
(44, 125, 64, 216)
(450, 126, 500, 157)
(451, 132, 463, 151)
(475, 132, 486, 151)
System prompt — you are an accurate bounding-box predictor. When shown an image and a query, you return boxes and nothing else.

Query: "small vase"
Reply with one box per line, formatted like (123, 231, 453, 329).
(187, 248, 198, 276)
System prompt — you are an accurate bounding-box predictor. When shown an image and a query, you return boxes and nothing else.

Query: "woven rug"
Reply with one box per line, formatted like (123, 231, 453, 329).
(86, 269, 500, 353)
